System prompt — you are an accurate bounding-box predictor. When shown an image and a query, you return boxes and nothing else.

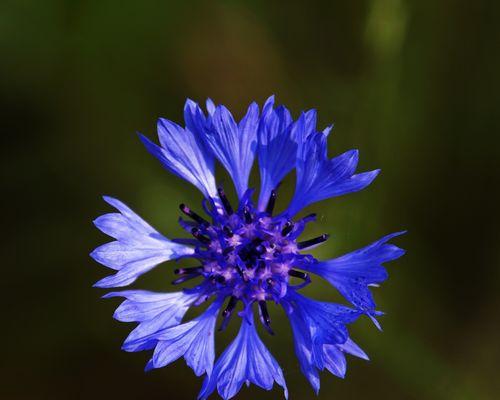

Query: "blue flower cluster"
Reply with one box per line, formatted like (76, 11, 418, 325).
(91, 96, 405, 399)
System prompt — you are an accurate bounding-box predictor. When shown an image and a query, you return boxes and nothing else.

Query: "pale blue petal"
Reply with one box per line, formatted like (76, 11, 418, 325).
(103, 290, 191, 322)
(198, 314, 288, 400)
(314, 337, 369, 379)
(204, 103, 259, 198)
(338, 338, 369, 361)
(322, 338, 369, 378)
(139, 115, 217, 198)
(103, 290, 198, 352)
(184, 99, 208, 139)
(205, 98, 216, 115)
(151, 297, 222, 376)
(91, 242, 178, 273)
(91, 197, 194, 288)
(322, 345, 347, 378)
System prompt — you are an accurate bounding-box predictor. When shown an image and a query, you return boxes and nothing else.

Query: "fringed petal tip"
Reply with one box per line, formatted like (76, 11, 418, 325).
(368, 312, 384, 331)
(203, 101, 259, 199)
(287, 135, 381, 216)
(90, 196, 195, 289)
(138, 120, 218, 199)
(144, 359, 155, 372)
(198, 314, 288, 400)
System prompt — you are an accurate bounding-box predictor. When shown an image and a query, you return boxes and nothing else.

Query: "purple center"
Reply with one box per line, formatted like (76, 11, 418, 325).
(175, 188, 328, 334)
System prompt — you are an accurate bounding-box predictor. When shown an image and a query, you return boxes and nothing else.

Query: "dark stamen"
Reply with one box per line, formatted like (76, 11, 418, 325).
(172, 273, 201, 285)
(243, 206, 253, 223)
(300, 213, 317, 223)
(222, 246, 234, 256)
(256, 260, 266, 272)
(223, 225, 233, 237)
(191, 227, 211, 244)
(217, 187, 233, 215)
(259, 301, 274, 335)
(281, 221, 294, 236)
(265, 189, 277, 215)
(179, 203, 209, 226)
(174, 266, 203, 275)
(210, 274, 226, 284)
(234, 264, 245, 279)
(297, 234, 329, 249)
(288, 269, 309, 280)
(219, 296, 238, 331)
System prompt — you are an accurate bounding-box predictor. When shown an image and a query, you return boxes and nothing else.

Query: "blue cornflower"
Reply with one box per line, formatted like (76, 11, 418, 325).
(91, 96, 405, 399)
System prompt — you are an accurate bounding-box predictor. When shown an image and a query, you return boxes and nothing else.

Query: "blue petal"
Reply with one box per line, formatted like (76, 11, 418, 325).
(198, 314, 288, 400)
(204, 102, 259, 199)
(288, 291, 360, 345)
(323, 337, 369, 378)
(257, 96, 310, 210)
(286, 129, 379, 216)
(322, 345, 346, 378)
(338, 338, 369, 361)
(151, 297, 223, 376)
(302, 232, 406, 323)
(184, 99, 209, 140)
(257, 96, 319, 210)
(144, 359, 155, 372)
(284, 303, 320, 393)
(206, 98, 216, 115)
(91, 197, 194, 288)
(103, 290, 199, 352)
(284, 293, 364, 389)
(139, 114, 217, 199)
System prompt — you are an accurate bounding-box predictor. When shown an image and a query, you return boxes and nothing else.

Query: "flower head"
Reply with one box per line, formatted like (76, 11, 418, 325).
(91, 96, 405, 399)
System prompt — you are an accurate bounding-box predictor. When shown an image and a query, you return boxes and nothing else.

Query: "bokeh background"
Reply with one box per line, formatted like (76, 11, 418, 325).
(2, 1, 499, 399)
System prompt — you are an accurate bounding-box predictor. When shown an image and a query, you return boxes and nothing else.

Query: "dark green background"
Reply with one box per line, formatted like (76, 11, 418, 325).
(2, 1, 499, 399)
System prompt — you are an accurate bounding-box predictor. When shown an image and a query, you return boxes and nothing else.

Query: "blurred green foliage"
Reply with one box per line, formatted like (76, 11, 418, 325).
(1, 1, 499, 399)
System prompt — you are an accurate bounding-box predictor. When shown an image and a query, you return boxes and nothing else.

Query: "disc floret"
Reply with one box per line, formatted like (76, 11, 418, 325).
(177, 188, 322, 333)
